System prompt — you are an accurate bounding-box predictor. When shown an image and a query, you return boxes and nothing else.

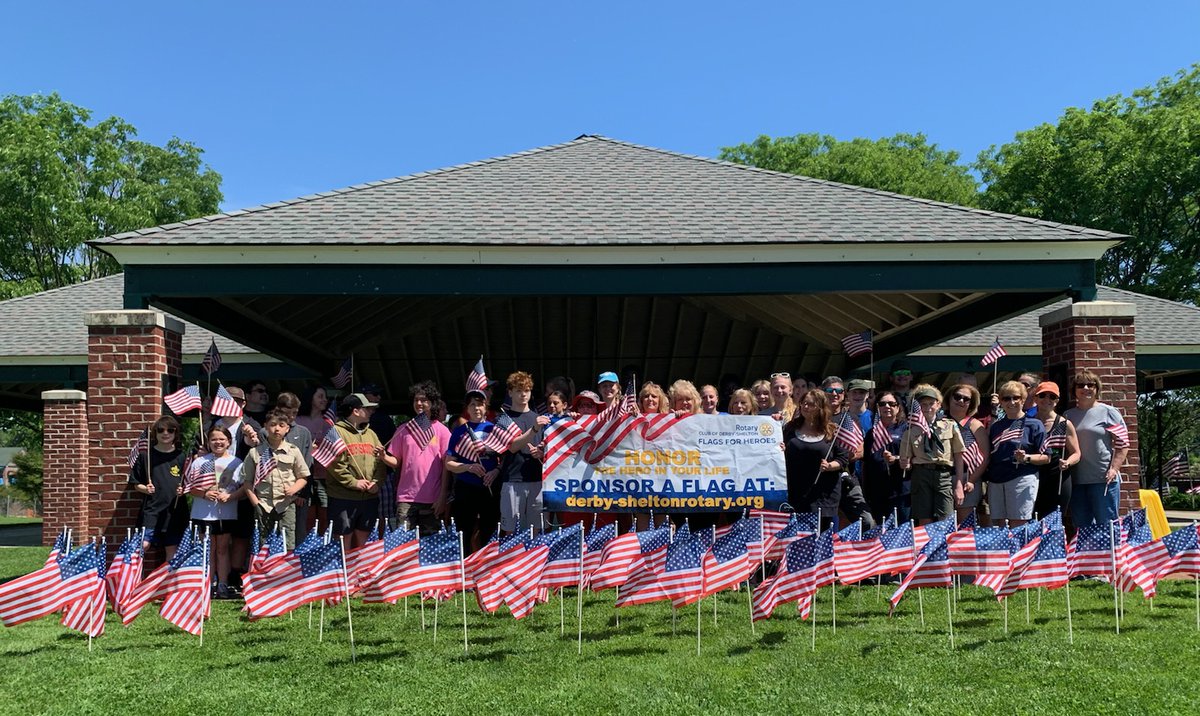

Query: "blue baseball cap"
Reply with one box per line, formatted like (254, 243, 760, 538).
(597, 371, 618, 385)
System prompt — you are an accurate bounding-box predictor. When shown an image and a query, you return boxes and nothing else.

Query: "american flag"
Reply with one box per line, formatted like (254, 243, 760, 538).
(106, 532, 144, 614)
(990, 418, 1025, 453)
(1042, 418, 1067, 454)
(127, 428, 150, 468)
(913, 515, 956, 553)
(370, 530, 462, 604)
(248, 529, 288, 575)
(61, 540, 107, 637)
(120, 530, 208, 630)
(183, 453, 217, 493)
(1157, 525, 1200, 579)
(834, 412, 864, 454)
(342, 523, 382, 593)
(1067, 524, 1115, 579)
(476, 530, 535, 613)
(656, 525, 706, 607)
(980, 337, 1008, 367)
(702, 525, 753, 597)
(1116, 514, 1164, 597)
(360, 527, 422, 603)
(749, 509, 795, 539)
(480, 413, 523, 455)
(833, 522, 888, 584)
(253, 445, 277, 487)
(877, 520, 915, 575)
(975, 529, 1038, 596)
(957, 509, 978, 531)
(947, 527, 1013, 576)
(621, 376, 638, 415)
(405, 412, 436, 448)
(466, 356, 488, 393)
(752, 535, 815, 621)
(0, 541, 101, 627)
(582, 522, 617, 579)
(332, 358, 353, 389)
(997, 529, 1068, 596)
(244, 539, 347, 619)
(890, 528, 952, 611)
(730, 515, 765, 565)
(201, 339, 222, 375)
(763, 512, 819, 561)
(164, 384, 203, 415)
(210, 382, 243, 418)
(312, 425, 349, 468)
(614, 525, 672, 607)
(1043, 509, 1063, 533)
(452, 423, 488, 464)
(45, 529, 69, 566)
(907, 399, 931, 438)
(490, 532, 553, 618)
(1107, 421, 1130, 449)
(323, 399, 337, 426)
(540, 524, 585, 590)
(462, 529, 502, 590)
(589, 529, 645, 591)
(871, 419, 893, 455)
(158, 532, 211, 635)
(959, 424, 985, 474)
(841, 330, 873, 358)
(1163, 451, 1190, 480)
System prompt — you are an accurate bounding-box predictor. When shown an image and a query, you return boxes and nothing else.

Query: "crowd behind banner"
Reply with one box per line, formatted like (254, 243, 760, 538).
(125, 357, 1129, 602)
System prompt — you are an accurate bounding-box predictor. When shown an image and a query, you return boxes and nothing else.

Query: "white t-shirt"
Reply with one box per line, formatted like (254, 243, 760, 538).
(189, 453, 244, 521)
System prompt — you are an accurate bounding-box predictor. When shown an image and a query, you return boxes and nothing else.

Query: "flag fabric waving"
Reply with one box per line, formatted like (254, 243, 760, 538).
(106, 532, 145, 613)
(981, 338, 1008, 367)
(907, 399, 932, 438)
(359, 527, 422, 603)
(61, 540, 107, 637)
(210, 383, 243, 418)
(120, 530, 209, 632)
(702, 525, 753, 596)
(614, 525, 672, 607)
(655, 525, 705, 607)
(312, 426, 349, 468)
(947, 526, 1013, 576)
(1106, 422, 1130, 450)
(127, 429, 149, 469)
(834, 412, 864, 454)
(1162, 452, 1190, 480)
(890, 523, 953, 612)
(182, 453, 217, 493)
(201, 339, 222, 375)
(1156, 525, 1200, 578)
(0, 541, 101, 627)
(1042, 418, 1068, 454)
(583, 522, 618, 579)
(997, 529, 1068, 597)
(244, 538, 347, 619)
(405, 412, 436, 449)
(253, 445, 277, 487)
(540, 524, 585, 590)
(332, 358, 353, 389)
(871, 420, 893, 455)
(466, 357, 488, 393)
(164, 384, 203, 415)
(841, 330, 873, 358)
(959, 426, 985, 474)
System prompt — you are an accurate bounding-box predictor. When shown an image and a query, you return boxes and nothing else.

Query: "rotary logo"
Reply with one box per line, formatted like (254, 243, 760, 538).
(758, 422, 774, 437)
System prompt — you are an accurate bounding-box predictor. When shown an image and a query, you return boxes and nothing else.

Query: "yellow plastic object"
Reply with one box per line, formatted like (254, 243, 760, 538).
(1138, 489, 1171, 539)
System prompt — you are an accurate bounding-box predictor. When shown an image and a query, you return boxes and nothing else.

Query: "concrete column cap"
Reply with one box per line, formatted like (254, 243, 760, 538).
(85, 309, 185, 335)
(42, 389, 87, 401)
(1038, 300, 1136, 328)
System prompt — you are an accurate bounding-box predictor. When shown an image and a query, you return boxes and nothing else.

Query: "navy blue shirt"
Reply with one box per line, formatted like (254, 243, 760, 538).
(986, 416, 1045, 484)
(447, 421, 499, 486)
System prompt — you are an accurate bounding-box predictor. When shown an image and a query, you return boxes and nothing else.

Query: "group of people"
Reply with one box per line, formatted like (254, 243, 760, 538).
(128, 364, 1130, 598)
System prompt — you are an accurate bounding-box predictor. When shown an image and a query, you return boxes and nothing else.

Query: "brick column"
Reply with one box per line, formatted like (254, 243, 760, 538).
(1039, 301, 1139, 514)
(86, 311, 184, 546)
(41, 390, 90, 546)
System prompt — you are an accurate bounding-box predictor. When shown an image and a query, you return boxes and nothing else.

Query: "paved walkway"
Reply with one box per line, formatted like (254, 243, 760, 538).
(0, 522, 41, 547)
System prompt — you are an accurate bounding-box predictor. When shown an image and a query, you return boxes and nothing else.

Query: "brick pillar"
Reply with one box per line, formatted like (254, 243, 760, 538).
(86, 311, 184, 546)
(41, 390, 90, 546)
(1039, 301, 1139, 514)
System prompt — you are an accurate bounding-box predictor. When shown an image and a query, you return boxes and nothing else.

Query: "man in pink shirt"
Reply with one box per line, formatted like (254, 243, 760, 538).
(386, 380, 452, 535)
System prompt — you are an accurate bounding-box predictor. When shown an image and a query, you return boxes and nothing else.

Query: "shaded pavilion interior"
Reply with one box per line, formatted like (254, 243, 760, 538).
(91, 135, 1126, 402)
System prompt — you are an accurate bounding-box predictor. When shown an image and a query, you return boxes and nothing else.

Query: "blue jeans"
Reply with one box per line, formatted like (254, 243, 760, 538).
(1070, 481, 1120, 526)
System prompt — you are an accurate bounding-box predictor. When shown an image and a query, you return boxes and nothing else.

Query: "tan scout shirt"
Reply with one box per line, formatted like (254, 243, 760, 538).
(242, 441, 311, 509)
(900, 417, 965, 468)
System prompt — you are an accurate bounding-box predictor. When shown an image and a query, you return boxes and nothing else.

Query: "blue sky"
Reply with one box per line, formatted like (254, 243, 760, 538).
(4, 1, 1198, 212)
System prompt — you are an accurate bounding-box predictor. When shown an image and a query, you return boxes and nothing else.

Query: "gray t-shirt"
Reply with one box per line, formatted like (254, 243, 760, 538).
(1064, 403, 1126, 485)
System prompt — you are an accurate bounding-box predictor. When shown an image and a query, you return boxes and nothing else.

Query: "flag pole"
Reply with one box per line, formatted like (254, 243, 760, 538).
(810, 589, 817, 651)
(1065, 576, 1074, 644)
(434, 592, 440, 644)
(459, 531, 469, 653)
(199, 528, 210, 647)
(747, 578, 755, 635)
(577, 526, 584, 655)
(696, 595, 702, 656)
(339, 536, 357, 663)
(350, 353, 355, 395)
(1110, 519, 1120, 634)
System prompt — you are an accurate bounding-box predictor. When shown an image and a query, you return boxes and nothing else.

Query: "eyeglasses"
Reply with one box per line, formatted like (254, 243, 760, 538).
(1035, 392, 1058, 399)
(1001, 396, 1023, 403)
(892, 370, 912, 377)
(950, 394, 972, 403)
(156, 427, 177, 434)
(1075, 383, 1096, 389)
(876, 400, 898, 407)
(770, 372, 791, 379)
(824, 388, 844, 395)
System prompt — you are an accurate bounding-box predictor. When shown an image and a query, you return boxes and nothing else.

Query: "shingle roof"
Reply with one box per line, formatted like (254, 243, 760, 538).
(0, 276, 256, 357)
(934, 287, 1200, 349)
(92, 135, 1127, 248)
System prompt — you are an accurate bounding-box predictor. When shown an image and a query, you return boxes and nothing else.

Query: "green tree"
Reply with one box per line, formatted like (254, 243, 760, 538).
(10, 447, 42, 510)
(718, 132, 979, 206)
(978, 65, 1200, 304)
(0, 93, 222, 298)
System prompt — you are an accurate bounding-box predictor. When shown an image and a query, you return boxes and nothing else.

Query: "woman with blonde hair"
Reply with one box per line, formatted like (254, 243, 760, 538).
(669, 379, 702, 417)
(944, 383, 990, 525)
(727, 388, 755, 416)
(750, 379, 773, 415)
(637, 381, 671, 415)
(985, 380, 1048, 527)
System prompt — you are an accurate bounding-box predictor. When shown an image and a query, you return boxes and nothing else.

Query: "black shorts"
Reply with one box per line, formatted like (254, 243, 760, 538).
(190, 518, 236, 536)
(232, 497, 256, 539)
(140, 508, 187, 547)
(329, 496, 380, 535)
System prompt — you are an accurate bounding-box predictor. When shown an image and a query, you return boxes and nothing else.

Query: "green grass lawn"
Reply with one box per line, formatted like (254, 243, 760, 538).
(2, 545, 1199, 715)
(0, 516, 41, 526)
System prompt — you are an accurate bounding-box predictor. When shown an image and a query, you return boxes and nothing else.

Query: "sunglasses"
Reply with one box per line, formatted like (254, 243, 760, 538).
(156, 427, 177, 434)
(824, 388, 844, 395)
(1001, 396, 1023, 403)
(892, 370, 912, 377)
(1035, 392, 1058, 399)
(1075, 383, 1096, 389)
(950, 394, 972, 403)
(770, 372, 791, 379)
(876, 400, 898, 407)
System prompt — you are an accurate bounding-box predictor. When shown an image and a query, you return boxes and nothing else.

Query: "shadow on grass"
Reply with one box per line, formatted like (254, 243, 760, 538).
(330, 648, 409, 665)
(605, 645, 668, 657)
